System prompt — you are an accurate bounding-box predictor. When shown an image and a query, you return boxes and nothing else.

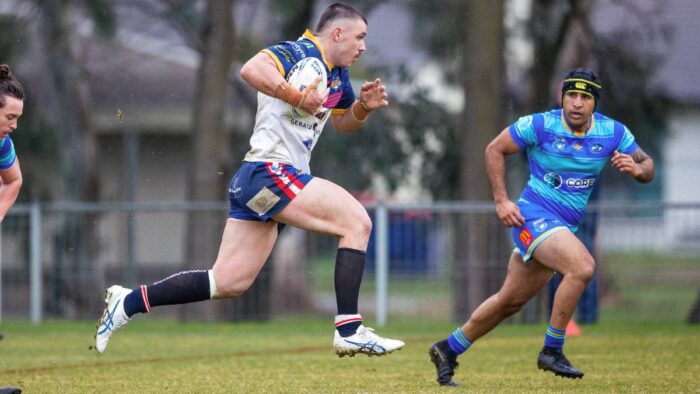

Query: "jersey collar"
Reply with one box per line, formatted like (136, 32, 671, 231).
(302, 30, 334, 70)
(561, 111, 594, 137)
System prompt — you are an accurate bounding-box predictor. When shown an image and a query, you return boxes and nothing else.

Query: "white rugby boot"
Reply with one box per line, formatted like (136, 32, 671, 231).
(95, 285, 132, 353)
(334, 325, 405, 357)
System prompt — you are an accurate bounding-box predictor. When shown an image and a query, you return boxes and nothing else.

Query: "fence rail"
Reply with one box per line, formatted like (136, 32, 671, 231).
(2, 200, 699, 325)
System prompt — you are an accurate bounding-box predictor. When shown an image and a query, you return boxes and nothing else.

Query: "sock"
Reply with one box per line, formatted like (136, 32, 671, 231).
(544, 325, 566, 350)
(334, 248, 365, 315)
(447, 327, 473, 356)
(123, 269, 213, 317)
(335, 314, 363, 337)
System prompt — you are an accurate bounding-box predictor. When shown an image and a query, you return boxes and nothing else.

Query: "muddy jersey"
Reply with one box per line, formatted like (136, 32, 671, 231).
(509, 109, 638, 229)
(243, 30, 356, 174)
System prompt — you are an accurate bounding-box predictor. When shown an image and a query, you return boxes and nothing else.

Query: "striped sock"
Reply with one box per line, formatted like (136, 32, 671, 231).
(447, 328, 473, 355)
(335, 314, 363, 337)
(544, 325, 566, 349)
(123, 285, 151, 317)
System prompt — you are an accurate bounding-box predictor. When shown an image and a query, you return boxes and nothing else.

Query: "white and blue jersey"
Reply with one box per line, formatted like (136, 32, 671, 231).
(244, 29, 356, 175)
(508, 109, 638, 260)
(231, 30, 356, 222)
(0, 135, 17, 170)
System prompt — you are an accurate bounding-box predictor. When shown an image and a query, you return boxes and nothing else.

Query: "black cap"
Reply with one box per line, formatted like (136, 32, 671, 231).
(561, 68, 602, 108)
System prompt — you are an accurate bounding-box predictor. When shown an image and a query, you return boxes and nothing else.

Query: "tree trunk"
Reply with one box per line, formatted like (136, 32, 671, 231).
(40, 0, 102, 318)
(453, 1, 505, 320)
(182, 0, 237, 321)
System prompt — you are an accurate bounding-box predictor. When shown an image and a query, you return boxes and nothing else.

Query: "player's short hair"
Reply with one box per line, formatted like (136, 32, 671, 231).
(315, 3, 367, 33)
(0, 64, 25, 107)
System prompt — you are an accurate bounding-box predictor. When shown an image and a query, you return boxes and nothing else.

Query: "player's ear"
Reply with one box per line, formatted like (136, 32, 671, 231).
(333, 27, 341, 42)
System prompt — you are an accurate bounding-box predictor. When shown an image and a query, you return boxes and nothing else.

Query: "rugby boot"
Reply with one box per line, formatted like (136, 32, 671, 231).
(95, 285, 132, 353)
(537, 346, 584, 379)
(429, 341, 459, 386)
(333, 325, 404, 357)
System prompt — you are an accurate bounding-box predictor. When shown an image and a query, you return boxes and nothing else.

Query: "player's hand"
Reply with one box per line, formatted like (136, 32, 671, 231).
(358, 78, 388, 111)
(495, 199, 525, 227)
(299, 76, 330, 115)
(611, 151, 642, 178)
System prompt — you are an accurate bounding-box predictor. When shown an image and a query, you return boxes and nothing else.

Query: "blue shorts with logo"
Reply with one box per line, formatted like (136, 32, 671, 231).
(228, 161, 313, 221)
(511, 201, 572, 262)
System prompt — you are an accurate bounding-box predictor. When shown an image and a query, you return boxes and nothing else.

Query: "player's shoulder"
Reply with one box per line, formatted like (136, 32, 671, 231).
(0, 134, 11, 147)
(592, 111, 628, 135)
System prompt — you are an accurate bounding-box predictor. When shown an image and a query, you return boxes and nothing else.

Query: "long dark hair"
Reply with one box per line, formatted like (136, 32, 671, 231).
(0, 64, 25, 108)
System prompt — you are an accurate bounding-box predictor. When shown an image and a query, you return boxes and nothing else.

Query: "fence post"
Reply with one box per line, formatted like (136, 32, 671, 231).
(375, 202, 389, 327)
(30, 202, 42, 324)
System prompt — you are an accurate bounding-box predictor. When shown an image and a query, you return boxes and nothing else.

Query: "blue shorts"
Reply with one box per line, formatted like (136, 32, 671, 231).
(228, 161, 313, 221)
(511, 201, 571, 262)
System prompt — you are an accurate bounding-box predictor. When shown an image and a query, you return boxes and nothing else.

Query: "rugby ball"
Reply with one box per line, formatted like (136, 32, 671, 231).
(286, 57, 327, 117)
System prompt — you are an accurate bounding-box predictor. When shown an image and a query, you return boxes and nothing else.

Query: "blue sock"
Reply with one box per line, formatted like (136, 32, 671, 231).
(544, 325, 566, 350)
(123, 285, 149, 317)
(447, 328, 472, 356)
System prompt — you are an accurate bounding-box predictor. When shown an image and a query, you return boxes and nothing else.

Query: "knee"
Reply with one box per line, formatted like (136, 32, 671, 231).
(573, 256, 596, 283)
(348, 210, 372, 240)
(212, 270, 253, 298)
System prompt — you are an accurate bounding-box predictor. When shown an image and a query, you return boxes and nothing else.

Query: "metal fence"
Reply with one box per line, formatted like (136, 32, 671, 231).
(1, 201, 699, 325)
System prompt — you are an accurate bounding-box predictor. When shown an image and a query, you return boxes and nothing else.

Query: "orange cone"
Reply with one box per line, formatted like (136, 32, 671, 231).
(566, 320, 582, 336)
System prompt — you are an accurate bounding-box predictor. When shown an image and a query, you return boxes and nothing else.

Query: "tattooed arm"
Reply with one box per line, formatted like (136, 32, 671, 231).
(611, 147, 655, 183)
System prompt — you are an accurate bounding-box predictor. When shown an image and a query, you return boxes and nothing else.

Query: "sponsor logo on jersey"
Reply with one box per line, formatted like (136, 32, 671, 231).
(289, 118, 317, 130)
(545, 172, 595, 190)
(573, 143, 583, 151)
(565, 178, 595, 188)
(589, 143, 604, 153)
(290, 42, 305, 57)
(544, 172, 563, 189)
(303, 138, 313, 150)
(273, 46, 294, 63)
(516, 115, 533, 131)
(330, 77, 342, 89)
(519, 228, 533, 247)
(533, 218, 548, 232)
(269, 163, 282, 175)
(553, 137, 567, 151)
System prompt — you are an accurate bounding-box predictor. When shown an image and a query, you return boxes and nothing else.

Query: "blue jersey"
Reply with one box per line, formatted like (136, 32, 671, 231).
(0, 135, 17, 170)
(509, 109, 638, 229)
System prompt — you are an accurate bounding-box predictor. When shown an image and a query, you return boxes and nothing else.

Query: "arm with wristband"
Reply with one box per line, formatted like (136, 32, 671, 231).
(240, 52, 327, 115)
(332, 78, 387, 133)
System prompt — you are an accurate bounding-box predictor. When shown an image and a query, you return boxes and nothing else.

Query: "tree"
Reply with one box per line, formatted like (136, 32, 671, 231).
(36, 0, 116, 318)
(145, 0, 238, 320)
(455, 1, 506, 318)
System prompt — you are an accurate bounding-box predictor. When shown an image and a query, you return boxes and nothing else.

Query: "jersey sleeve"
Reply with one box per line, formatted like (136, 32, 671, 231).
(330, 69, 355, 114)
(615, 122, 639, 155)
(508, 114, 541, 149)
(0, 136, 17, 170)
(260, 40, 309, 78)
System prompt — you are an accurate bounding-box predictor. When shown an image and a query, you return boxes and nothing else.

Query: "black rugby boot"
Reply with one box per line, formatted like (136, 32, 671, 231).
(429, 341, 459, 386)
(537, 346, 584, 379)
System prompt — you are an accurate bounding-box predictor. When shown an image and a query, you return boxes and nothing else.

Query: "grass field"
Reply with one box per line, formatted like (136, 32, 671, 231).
(1, 317, 698, 393)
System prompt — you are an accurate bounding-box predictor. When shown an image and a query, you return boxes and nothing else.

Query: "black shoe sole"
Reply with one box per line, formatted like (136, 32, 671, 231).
(537, 363, 584, 379)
